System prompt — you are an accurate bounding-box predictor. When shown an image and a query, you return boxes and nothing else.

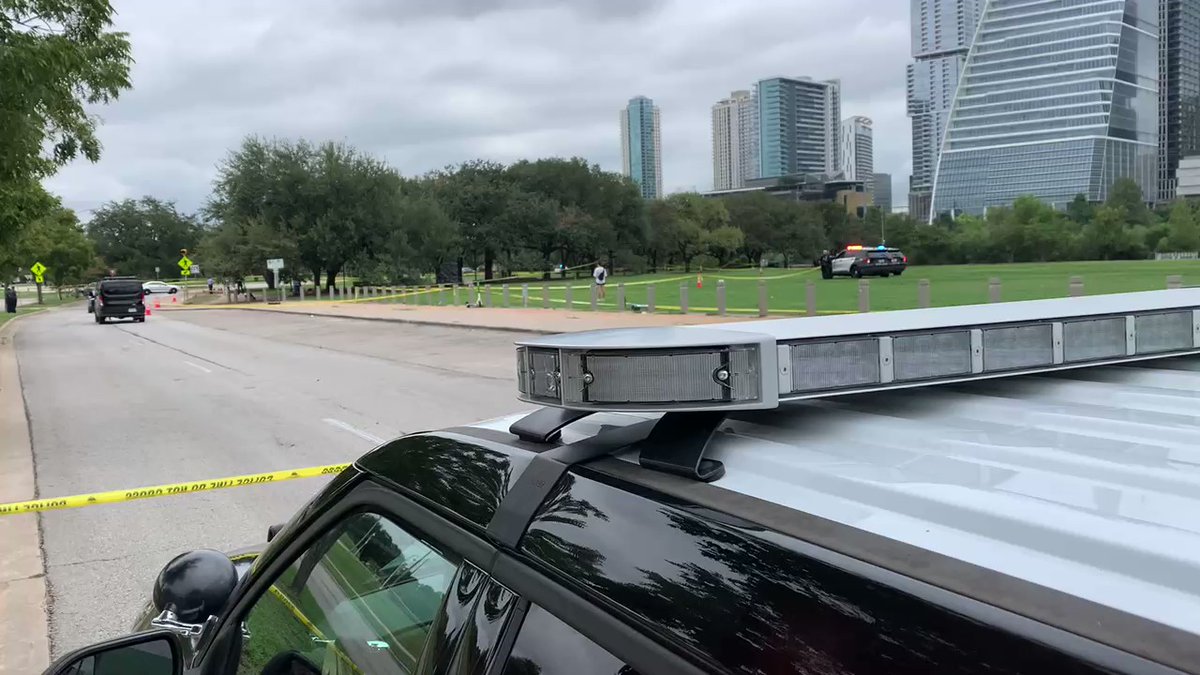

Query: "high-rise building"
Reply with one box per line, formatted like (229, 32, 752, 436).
(906, 0, 984, 222)
(712, 90, 759, 190)
(620, 96, 663, 200)
(930, 0, 1159, 219)
(1159, 0, 1200, 202)
(873, 172, 893, 213)
(840, 116, 875, 193)
(757, 77, 841, 179)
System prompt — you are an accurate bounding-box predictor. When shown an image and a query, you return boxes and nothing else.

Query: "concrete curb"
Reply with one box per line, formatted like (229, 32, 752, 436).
(160, 305, 561, 335)
(0, 313, 50, 674)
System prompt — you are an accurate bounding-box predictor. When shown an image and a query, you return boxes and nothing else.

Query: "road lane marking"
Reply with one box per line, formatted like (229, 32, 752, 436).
(322, 418, 385, 444)
(183, 360, 212, 374)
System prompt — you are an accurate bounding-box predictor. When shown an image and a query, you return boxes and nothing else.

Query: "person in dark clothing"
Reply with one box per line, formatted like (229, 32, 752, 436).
(4, 285, 17, 313)
(818, 250, 833, 279)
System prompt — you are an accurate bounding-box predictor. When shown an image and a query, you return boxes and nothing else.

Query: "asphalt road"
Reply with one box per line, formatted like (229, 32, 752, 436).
(15, 307, 530, 657)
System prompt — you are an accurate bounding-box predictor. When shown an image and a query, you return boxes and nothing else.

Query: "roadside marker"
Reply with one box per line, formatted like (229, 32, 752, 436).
(171, 296, 177, 304)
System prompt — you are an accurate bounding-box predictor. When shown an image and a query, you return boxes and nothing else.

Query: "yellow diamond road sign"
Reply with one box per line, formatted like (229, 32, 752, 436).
(30, 262, 46, 276)
(177, 256, 193, 270)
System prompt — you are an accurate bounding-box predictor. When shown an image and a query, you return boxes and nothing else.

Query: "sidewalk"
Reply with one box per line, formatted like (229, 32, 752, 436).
(160, 300, 763, 334)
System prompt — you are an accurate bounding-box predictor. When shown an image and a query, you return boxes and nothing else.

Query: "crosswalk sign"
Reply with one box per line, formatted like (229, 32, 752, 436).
(178, 256, 193, 277)
(30, 261, 46, 284)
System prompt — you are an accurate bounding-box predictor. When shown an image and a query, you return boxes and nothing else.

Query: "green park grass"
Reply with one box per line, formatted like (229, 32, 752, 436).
(0, 293, 80, 327)
(361, 259, 1200, 315)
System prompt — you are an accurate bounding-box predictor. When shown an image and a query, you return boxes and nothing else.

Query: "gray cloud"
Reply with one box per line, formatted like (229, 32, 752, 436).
(48, 0, 912, 216)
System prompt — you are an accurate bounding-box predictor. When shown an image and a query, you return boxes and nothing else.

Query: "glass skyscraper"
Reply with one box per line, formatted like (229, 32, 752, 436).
(620, 96, 662, 200)
(757, 77, 841, 179)
(907, 0, 985, 222)
(931, 0, 1160, 219)
(1159, 0, 1200, 202)
(712, 90, 759, 190)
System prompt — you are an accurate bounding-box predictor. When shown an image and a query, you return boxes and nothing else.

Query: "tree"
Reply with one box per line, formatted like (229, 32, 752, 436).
(431, 160, 513, 280)
(704, 225, 745, 266)
(723, 191, 781, 265)
(1105, 178, 1151, 226)
(1084, 206, 1136, 260)
(1166, 201, 1200, 252)
(1, 0, 133, 245)
(87, 198, 202, 278)
(4, 203, 94, 301)
(1066, 194, 1094, 224)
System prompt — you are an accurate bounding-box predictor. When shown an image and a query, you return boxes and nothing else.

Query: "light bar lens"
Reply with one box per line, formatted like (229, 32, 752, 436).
(1136, 312, 1193, 354)
(791, 339, 879, 392)
(893, 331, 972, 380)
(562, 346, 760, 407)
(983, 324, 1054, 372)
(1063, 317, 1126, 363)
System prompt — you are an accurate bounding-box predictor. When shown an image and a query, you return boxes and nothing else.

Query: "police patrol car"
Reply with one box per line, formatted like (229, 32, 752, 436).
(45, 289, 1200, 675)
(821, 244, 907, 279)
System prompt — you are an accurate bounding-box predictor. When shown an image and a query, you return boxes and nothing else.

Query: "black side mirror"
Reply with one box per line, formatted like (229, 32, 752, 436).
(152, 549, 238, 625)
(43, 630, 179, 675)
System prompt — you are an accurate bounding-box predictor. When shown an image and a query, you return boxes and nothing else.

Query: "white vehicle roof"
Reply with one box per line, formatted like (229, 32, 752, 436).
(479, 355, 1200, 640)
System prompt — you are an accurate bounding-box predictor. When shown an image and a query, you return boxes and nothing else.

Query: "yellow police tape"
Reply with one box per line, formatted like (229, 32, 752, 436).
(0, 463, 351, 517)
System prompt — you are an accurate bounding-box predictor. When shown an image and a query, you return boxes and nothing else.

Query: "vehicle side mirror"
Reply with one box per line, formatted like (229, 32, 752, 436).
(152, 549, 238, 627)
(43, 630, 179, 675)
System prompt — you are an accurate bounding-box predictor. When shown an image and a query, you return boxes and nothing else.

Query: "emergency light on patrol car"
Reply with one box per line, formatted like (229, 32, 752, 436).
(516, 289, 1200, 412)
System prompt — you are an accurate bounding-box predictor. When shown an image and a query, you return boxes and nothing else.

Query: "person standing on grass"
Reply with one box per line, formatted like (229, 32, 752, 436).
(593, 262, 608, 301)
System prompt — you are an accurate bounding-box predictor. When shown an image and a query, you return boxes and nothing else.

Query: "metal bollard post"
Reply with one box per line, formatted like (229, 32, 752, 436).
(918, 279, 930, 308)
(316, 284, 322, 301)
(716, 280, 726, 316)
(452, 286, 459, 305)
(805, 281, 816, 317)
(1069, 276, 1084, 297)
(503, 284, 510, 308)
(616, 284, 625, 311)
(590, 285, 598, 311)
(522, 284, 529, 307)
(565, 285, 572, 310)
(758, 279, 768, 317)
(483, 285, 492, 307)
(647, 285, 656, 313)
(340, 286, 346, 302)
(858, 279, 870, 313)
(439, 287, 446, 306)
(1168, 275, 1184, 289)
(680, 284, 689, 314)
(299, 282, 305, 302)
(988, 278, 1001, 303)
(542, 284, 550, 309)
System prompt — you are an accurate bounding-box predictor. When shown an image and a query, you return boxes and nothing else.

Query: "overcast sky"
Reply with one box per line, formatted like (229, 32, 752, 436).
(45, 0, 912, 218)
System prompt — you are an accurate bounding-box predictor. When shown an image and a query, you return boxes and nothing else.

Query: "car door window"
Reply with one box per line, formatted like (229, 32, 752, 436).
(235, 512, 460, 675)
(501, 604, 638, 675)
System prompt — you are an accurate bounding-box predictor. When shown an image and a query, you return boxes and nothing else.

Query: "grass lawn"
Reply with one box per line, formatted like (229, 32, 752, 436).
(362, 259, 1200, 315)
(1, 293, 81, 328)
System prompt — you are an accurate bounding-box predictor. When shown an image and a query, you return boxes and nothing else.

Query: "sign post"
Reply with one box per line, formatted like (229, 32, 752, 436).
(267, 258, 285, 303)
(30, 261, 46, 304)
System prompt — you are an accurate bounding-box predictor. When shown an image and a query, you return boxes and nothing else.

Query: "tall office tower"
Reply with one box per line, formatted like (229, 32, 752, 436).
(620, 96, 663, 200)
(907, 0, 984, 222)
(1159, 0, 1200, 202)
(712, 90, 759, 190)
(931, 0, 1159, 219)
(840, 115, 875, 193)
(757, 76, 841, 179)
(873, 172, 893, 212)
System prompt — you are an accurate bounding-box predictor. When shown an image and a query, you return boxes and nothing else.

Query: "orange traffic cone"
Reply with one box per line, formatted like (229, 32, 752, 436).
(154, 299, 161, 309)
(171, 295, 177, 304)
(696, 273, 703, 289)
(145, 307, 152, 317)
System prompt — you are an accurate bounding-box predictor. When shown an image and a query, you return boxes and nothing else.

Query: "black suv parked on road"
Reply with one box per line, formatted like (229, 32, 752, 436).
(92, 277, 145, 323)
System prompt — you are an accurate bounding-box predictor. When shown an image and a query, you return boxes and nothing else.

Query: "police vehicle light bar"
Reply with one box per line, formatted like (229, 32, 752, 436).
(515, 289, 1200, 413)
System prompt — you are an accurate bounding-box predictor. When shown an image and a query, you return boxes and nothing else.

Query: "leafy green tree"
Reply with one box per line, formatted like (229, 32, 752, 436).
(1, 0, 133, 246)
(703, 225, 745, 267)
(722, 191, 781, 265)
(87, 197, 202, 278)
(1066, 194, 1094, 224)
(6, 204, 94, 301)
(1105, 178, 1151, 226)
(1084, 205, 1136, 260)
(431, 160, 513, 279)
(199, 217, 297, 288)
(1166, 201, 1200, 251)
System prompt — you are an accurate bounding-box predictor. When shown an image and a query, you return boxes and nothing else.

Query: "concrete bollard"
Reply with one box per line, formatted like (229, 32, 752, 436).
(918, 279, 930, 308)
(988, 277, 1001, 303)
(522, 284, 529, 307)
(590, 284, 598, 311)
(502, 284, 510, 308)
(805, 281, 816, 317)
(340, 286, 346, 302)
(565, 285, 573, 310)
(617, 284, 626, 311)
(316, 285, 322, 301)
(482, 285, 491, 307)
(452, 286, 458, 305)
(716, 280, 726, 316)
(858, 279, 870, 313)
(1168, 275, 1184, 289)
(542, 284, 550, 309)
(1069, 276, 1084, 297)
(758, 279, 768, 317)
(647, 286, 656, 313)
(680, 284, 689, 314)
